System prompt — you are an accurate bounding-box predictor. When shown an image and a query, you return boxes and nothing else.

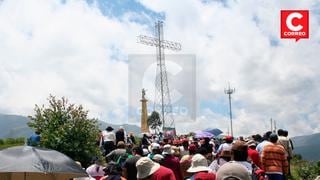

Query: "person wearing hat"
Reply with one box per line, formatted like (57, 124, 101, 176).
(180, 144, 198, 179)
(216, 161, 251, 180)
(102, 126, 116, 155)
(216, 136, 233, 156)
(162, 144, 184, 180)
(231, 140, 252, 173)
(209, 150, 231, 173)
(136, 157, 175, 180)
(152, 154, 164, 164)
(261, 133, 288, 180)
(147, 143, 161, 160)
(186, 154, 216, 180)
(246, 140, 261, 168)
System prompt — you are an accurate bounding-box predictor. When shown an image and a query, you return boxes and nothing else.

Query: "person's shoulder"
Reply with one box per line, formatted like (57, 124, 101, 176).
(158, 165, 174, 174)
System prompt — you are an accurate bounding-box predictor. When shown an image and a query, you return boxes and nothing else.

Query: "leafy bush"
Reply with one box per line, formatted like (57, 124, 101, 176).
(28, 95, 102, 167)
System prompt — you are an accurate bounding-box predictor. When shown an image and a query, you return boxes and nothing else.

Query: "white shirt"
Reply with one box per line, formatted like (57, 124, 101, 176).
(102, 130, 116, 143)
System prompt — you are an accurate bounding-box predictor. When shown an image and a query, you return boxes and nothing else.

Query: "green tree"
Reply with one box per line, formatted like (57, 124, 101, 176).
(148, 111, 162, 134)
(28, 95, 101, 167)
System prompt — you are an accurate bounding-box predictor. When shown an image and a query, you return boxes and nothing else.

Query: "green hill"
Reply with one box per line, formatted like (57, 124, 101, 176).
(292, 133, 320, 161)
(0, 113, 141, 139)
(0, 114, 33, 138)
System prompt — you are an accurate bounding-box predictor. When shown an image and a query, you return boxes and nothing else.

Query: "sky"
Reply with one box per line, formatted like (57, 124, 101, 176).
(0, 0, 319, 137)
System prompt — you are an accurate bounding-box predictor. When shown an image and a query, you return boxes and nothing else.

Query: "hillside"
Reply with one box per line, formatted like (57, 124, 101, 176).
(0, 113, 141, 139)
(292, 133, 320, 161)
(0, 114, 33, 138)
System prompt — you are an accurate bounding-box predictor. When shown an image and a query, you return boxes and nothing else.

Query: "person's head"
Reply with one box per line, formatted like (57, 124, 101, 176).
(136, 157, 161, 180)
(162, 144, 173, 156)
(152, 154, 164, 163)
(188, 144, 197, 155)
(238, 136, 244, 141)
(269, 133, 278, 143)
(277, 129, 284, 136)
(216, 162, 251, 180)
(231, 141, 248, 161)
(119, 126, 124, 132)
(253, 134, 262, 142)
(150, 143, 161, 154)
(182, 139, 189, 149)
(106, 126, 114, 132)
(172, 146, 181, 157)
(283, 130, 289, 137)
(246, 140, 257, 150)
(187, 154, 210, 173)
(225, 136, 233, 143)
(219, 150, 232, 162)
(117, 141, 125, 149)
(196, 147, 208, 157)
(35, 129, 41, 135)
(132, 146, 143, 156)
(263, 131, 272, 141)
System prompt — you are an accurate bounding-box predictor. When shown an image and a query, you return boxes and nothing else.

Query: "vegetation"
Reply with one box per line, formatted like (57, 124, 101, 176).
(290, 154, 320, 179)
(0, 137, 25, 150)
(28, 95, 102, 167)
(148, 111, 162, 134)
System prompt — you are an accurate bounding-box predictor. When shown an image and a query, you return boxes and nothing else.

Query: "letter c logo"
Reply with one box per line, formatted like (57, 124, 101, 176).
(286, 12, 303, 31)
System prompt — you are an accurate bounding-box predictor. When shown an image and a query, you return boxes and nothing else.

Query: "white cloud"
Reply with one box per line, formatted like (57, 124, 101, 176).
(0, 0, 319, 136)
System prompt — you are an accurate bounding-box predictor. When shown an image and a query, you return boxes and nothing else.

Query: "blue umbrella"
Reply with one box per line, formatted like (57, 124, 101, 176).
(194, 131, 214, 138)
(204, 128, 223, 136)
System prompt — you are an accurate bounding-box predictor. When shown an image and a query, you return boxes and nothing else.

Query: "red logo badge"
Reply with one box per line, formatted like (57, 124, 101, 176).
(281, 10, 309, 42)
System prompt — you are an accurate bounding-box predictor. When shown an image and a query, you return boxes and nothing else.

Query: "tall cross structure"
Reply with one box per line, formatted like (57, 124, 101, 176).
(137, 21, 181, 132)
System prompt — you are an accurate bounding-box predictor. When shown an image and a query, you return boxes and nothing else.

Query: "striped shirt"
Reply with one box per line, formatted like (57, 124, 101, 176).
(261, 143, 288, 175)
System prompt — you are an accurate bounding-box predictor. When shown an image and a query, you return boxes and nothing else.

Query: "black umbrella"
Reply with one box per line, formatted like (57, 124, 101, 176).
(0, 146, 87, 180)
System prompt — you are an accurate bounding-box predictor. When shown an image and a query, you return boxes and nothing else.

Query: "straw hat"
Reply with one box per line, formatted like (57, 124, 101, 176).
(187, 154, 211, 173)
(136, 157, 160, 179)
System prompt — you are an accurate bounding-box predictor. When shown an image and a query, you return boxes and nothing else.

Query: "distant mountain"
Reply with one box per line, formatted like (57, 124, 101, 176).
(0, 113, 141, 139)
(292, 133, 320, 161)
(0, 114, 33, 138)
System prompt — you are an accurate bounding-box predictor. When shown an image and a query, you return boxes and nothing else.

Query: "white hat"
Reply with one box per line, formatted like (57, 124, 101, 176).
(162, 144, 174, 155)
(148, 143, 161, 152)
(136, 157, 160, 179)
(152, 154, 164, 162)
(187, 154, 211, 173)
(142, 148, 149, 156)
(216, 161, 251, 180)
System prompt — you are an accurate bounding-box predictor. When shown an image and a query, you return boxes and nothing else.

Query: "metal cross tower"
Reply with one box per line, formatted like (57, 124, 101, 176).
(224, 83, 235, 137)
(137, 21, 181, 131)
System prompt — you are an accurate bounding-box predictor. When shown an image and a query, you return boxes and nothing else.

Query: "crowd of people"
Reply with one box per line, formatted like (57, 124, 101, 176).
(80, 126, 294, 180)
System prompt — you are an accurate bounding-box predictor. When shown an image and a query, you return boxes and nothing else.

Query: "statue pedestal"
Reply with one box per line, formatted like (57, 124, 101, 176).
(140, 98, 149, 133)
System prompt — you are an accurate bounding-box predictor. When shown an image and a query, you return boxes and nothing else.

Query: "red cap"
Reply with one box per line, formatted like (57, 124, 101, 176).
(188, 144, 197, 151)
(225, 135, 233, 141)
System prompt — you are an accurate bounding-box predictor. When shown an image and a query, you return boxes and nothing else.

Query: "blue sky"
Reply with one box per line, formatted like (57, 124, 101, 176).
(0, 0, 319, 136)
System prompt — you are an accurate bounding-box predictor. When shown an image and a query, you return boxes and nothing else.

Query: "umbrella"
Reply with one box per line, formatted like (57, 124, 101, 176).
(0, 146, 87, 180)
(204, 128, 223, 136)
(194, 131, 214, 138)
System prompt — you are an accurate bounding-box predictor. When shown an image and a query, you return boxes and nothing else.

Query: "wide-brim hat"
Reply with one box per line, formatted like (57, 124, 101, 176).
(106, 126, 114, 131)
(136, 157, 160, 179)
(187, 154, 211, 173)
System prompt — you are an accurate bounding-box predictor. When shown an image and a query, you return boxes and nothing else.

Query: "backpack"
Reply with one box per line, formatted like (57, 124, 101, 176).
(116, 153, 133, 168)
(252, 164, 268, 180)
